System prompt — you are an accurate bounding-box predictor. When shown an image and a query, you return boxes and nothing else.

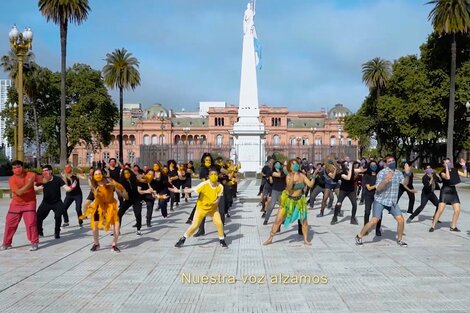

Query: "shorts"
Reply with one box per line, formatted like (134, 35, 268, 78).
(372, 201, 401, 218)
(263, 183, 272, 196)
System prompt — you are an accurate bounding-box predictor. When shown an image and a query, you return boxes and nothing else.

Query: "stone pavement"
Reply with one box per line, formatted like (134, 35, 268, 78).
(0, 178, 469, 313)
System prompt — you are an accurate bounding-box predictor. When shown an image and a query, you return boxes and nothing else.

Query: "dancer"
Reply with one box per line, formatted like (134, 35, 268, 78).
(167, 160, 180, 211)
(397, 162, 417, 214)
(330, 160, 358, 225)
(429, 158, 466, 232)
(137, 170, 157, 227)
(263, 159, 314, 246)
(407, 165, 440, 224)
(263, 160, 286, 225)
(174, 167, 227, 248)
(355, 155, 410, 247)
(1, 160, 42, 251)
(117, 168, 142, 235)
(362, 160, 382, 235)
(62, 164, 83, 227)
(80, 169, 128, 252)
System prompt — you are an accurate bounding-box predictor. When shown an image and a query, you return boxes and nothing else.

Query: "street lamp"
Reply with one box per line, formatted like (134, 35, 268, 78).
(12, 103, 18, 159)
(183, 127, 190, 163)
(157, 111, 167, 161)
(9, 25, 33, 162)
(296, 136, 302, 158)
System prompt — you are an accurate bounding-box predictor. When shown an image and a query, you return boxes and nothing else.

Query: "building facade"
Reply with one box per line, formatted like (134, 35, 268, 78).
(70, 102, 356, 167)
(0, 79, 13, 160)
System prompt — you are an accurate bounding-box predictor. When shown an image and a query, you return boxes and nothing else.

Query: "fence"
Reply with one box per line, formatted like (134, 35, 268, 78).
(139, 143, 357, 166)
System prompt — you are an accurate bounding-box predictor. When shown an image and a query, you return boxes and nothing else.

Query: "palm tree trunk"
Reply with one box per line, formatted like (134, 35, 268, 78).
(60, 19, 68, 167)
(447, 33, 456, 159)
(119, 87, 124, 163)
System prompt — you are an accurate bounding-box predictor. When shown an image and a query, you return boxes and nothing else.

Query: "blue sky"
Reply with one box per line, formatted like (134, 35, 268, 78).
(0, 0, 433, 113)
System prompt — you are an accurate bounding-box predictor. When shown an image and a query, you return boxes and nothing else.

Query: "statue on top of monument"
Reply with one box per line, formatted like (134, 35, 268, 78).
(243, 2, 255, 35)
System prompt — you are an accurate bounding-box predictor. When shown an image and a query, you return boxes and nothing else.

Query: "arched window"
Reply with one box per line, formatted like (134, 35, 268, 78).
(86, 152, 93, 164)
(123, 135, 129, 145)
(143, 135, 150, 145)
(347, 137, 352, 146)
(174, 135, 181, 144)
(110, 135, 115, 146)
(188, 135, 194, 145)
(159, 134, 165, 145)
(290, 138, 296, 145)
(103, 152, 110, 162)
(129, 135, 136, 145)
(330, 136, 336, 146)
(303, 138, 309, 145)
(128, 151, 135, 163)
(273, 135, 280, 146)
(315, 137, 322, 145)
(151, 135, 158, 145)
(216, 134, 223, 146)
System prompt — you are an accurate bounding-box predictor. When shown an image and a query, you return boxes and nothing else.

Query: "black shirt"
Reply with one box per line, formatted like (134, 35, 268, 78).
(152, 175, 171, 196)
(421, 174, 435, 194)
(108, 167, 121, 182)
(199, 167, 210, 180)
(363, 174, 377, 197)
(340, 170, 355, 192)
(400, 171, 413, 189)
(138, 181, 153, 201)
(261, 165, 271, 184)
(271, 170, 286, 191)
(441, 169, 461, 187)
(43, 176, 65, 204)
(65, 174, 81, 196)
(120, 178, 139, 202)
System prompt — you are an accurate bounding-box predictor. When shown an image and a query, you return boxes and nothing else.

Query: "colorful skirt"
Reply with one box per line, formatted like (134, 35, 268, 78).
(280, 190, 307, 228)
(80, 200, 119, 232)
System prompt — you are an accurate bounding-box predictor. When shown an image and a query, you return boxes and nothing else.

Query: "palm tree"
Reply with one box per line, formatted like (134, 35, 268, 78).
(38, 0, 90, 167)
(361, 57, 392, 101)
(428, 0, 470, 158)
(102, 48, 141, 163)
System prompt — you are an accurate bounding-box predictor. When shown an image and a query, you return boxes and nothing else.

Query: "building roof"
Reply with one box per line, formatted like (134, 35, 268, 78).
(287, 118, 324, 129)
(142, 103, 171, 119)
(171, 117, 208, 127)
(328, 103, 351, 119)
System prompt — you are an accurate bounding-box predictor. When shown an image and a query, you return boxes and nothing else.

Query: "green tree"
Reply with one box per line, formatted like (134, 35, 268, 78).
(38, 0, 90, 167)
(427, 0, 470, 158)
(102, 48, 141, 163)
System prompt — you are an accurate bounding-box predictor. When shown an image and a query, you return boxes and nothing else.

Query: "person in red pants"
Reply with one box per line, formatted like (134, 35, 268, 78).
(1, 160, 42, 251)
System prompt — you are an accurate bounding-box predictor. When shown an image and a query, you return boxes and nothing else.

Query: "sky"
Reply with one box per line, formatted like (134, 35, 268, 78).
(0, 0, 434, 113)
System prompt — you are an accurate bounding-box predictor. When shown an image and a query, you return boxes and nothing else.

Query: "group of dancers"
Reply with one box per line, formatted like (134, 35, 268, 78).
(0, 155, 239, 252)
(1, 152, 466, 252)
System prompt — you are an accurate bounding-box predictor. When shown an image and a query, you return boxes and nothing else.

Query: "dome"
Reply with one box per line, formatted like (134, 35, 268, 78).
(142, 103, 172, 119)
(328, 103, 352, 120)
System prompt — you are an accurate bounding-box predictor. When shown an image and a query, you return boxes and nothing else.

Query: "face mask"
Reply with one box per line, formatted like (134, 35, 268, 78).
(146, 173, 154, 181)
(379, 161, 384, 167)
(327, 160, 334, 165)
(388, 162, 396, 170)
(274, 163, 282, 170)
(425, 168, 433, 175)
(162, 168, 168, 175)
(178, 166, 184, 171)
(204, 161, 211, 168)
(447, 162, 453, 169)
(109, 161, 116, 167)
(43, 170, 51, 178)
(216, 160, 223, 166)
(124, 172, 131, 179)
(153, 165, 160, 172)
(94, 173, 103, 182)
(13, 167, 23, 175)
(209, 174, 218, 183)
(283, 169, 288, 175)
(370, 165, 377, 172)
(65, 166, 72, 174)
(292, 163, 300, 172)
(169, 165, 175, 171)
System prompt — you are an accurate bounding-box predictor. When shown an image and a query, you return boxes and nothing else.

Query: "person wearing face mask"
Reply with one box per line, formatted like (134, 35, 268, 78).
(330, 160, 358, 225)
(429, 158, 467, 232)
(185, 153, 214, 234)
(175, 167, 228, 248)
(362, 161, 382, 236)
(36, 165, 73, 240)
(397, 161, 417, 214)
(118, 168, 142, 236)
(152, 169, 172, 218)
(167, 160, 180, 211)
(79, 169, 128, 252)
(407, 165, 440, 224)
(355, 155, 410, 247)
(61, 164, 83, 228)
(137, 170, 157, 227)
(262, 161, 286, 225)
(263, 159, 314, 246)
(183, 161, 194, 201)
(1, 160, 42, 251)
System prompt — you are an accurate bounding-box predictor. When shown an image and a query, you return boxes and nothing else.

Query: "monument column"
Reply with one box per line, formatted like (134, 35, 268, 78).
(231, 1, 266, 174)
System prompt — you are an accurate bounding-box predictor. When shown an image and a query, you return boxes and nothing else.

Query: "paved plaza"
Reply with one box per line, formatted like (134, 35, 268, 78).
(0, 178, 470, 313)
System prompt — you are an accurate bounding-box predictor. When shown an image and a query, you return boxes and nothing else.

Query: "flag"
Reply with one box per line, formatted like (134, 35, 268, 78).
(254, 36, 262, 70)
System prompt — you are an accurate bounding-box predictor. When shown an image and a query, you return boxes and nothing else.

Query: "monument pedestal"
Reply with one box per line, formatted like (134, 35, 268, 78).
(231, 120, 265, 174)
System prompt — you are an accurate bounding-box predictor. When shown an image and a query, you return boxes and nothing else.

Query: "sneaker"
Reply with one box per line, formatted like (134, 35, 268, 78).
(261, 212, 266, 218)
(79, 223, 83, 228)
(375, 229, 382, 236)
(449, 227, 461, 232)
(146, 222, 152, 227)
(175, 237, 186, 248)
(54, 234, 60, 239)
(219, 239, 228, 248)
(136, 231, 142, 236)
(359, 201, 364, 205)
(397, 240, 408, 247)
(29, 244, 39, 251)
(0, 244, 12, 251)
(429, 227, 435, 232)
(185, 219, 192, 225)
(90, 244, 100, 251)
(338, 211, 344, 217)
(62, 223, 69, 227)
(132, 223, 137, 228)
(226, 213, 231, 218)
(111, 245, 121, 253)
(355, 235, 363, 246)
(38, 232, 44, 237)
(263, 221, 268, 225)
(330, 217, 338, 225)
(316, 211, 324, 218)
(406, 218, 412, 224)
(193, 230, 205, 237)
(350, 217, 358, 225)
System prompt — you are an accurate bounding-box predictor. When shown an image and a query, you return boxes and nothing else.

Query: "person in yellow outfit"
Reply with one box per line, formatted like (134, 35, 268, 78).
(80, 169, 128, 252)
(174, 167, 228, 248)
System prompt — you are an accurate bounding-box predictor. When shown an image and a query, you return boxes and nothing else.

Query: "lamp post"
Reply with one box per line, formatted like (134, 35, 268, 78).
(9, 25, 33, 162)
(12, 103, 18, 159)
(310, 127, 316, 162)
(183, 127, 190, 163)
(296, 136, 302, 158)
(157, 111, 167, 161)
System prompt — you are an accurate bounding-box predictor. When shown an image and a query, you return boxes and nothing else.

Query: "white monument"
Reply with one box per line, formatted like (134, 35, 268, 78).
(231, 1, 266, 174)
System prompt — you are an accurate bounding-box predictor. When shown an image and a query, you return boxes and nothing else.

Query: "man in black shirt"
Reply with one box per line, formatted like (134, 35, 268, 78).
(62, 164, 83, 227)
(107, 158, 121, 181)
(37, 165, 72, 239)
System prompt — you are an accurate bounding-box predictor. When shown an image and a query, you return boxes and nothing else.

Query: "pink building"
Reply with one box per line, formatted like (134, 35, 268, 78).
(70, 103, 356, 167)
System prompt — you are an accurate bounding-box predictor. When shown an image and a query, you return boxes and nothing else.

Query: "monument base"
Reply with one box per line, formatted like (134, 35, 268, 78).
(231, 121, 265, 173)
